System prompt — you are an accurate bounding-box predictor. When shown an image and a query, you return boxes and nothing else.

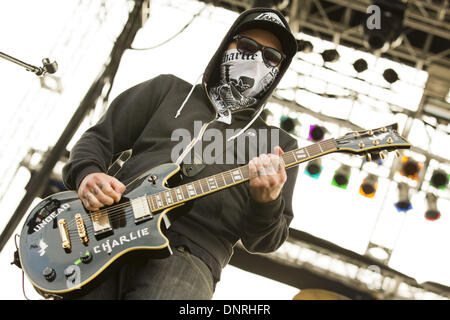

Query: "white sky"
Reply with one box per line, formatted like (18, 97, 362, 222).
(0, 0, 448, 300)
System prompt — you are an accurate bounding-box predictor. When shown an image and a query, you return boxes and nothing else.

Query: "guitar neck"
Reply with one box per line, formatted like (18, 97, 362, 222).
(146, 139, 338, 212)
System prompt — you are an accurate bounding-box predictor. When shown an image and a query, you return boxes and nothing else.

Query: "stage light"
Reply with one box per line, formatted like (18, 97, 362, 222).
(383, 68, 399, 84)
(353, 58, 368, 73)
(280, 116, 299, 134)
(359, 173, 378, 198)
(305, 159, 322, 179)
(321, 49, 340, 63)
(308, 125, 326, 142)
(332, 164, 351, 189)
(363, 0, 406, 53)
(297, 40, 313, 53)
(425, 193, 441, 221)
(394, 182, 412, 212)
(399, 156, 421, 181)
(430, 169, 449, 190)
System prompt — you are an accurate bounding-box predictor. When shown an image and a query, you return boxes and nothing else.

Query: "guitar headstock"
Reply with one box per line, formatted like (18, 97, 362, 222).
(335, 123, 411, 157)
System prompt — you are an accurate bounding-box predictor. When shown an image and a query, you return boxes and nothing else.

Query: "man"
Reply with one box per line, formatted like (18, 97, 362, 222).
(62, 8, 299, 299)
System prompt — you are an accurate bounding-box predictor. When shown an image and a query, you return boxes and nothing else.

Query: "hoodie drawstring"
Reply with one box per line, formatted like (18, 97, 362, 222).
(174, 72, 203, 118)
(226, 105, 265, 141)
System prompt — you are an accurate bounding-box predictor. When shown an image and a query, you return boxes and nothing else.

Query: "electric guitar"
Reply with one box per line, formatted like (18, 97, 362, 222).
(18, 123, 410, 298)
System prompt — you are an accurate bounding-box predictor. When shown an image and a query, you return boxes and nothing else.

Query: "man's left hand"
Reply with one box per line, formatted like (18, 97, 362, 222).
(248, 146, 287, 204)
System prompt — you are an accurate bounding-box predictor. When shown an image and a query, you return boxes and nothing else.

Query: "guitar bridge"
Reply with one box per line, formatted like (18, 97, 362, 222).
(57, 219, 71, 251)
(75, 213, 89, 245)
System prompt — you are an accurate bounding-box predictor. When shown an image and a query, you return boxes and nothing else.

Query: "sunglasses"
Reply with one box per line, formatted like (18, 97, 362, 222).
(232, 35, 285, 67)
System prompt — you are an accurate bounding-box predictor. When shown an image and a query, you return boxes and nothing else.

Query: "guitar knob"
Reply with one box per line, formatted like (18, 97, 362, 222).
(42, 267, 56, 282)
(80, 251, 92, 264)
(64, 265, 76, 279)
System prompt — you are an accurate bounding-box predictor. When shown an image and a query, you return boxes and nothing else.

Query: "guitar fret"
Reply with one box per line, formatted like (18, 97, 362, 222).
(216, 173, 225, 188)
(155, 193, 163, 208)
(241, 166, 249, 180)
(170, 189, 178, 204)
(186, 183, 197, 197)
(306, 144, 321, 157)
(207, 177, 218, 190)
(293, 148, 308, 161)
(160, 192, 167, 207)
(231, 168, 243, 182)
(181, 185, 189, 199)
(320, 139, 337, 152)
(201, 178, 210, 193)
(175, 187, 184, 201)
(223, 171, 234, 185)
(283, 151, 296, 166)
(194, 180, 203, 195)
(148, 195, 156, 211)
(164, 191, 173, 205)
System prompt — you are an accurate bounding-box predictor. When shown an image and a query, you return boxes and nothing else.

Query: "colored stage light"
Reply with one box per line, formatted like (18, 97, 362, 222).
(359, 173, 378, 198)
(305, 159, 322, 179)
(332, 164, 351, 189)
(394, 182, 412, 212)
(399, 156, 422, 181)
(425, 193, 441, 221)
(430, 169, 449, 190)
(308, 125, 326, 142)
(280, 116, 299, 134)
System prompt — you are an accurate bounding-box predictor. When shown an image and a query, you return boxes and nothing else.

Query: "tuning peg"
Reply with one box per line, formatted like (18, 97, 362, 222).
(365, 153, 372, 162)
(394, 150, 400, 158)
(380, 151, 386, 160)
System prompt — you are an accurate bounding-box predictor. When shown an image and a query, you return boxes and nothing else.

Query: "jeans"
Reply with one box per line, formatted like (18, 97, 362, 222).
(73, 246, 215, 300)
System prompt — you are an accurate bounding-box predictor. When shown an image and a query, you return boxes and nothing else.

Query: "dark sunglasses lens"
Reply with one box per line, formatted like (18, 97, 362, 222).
(237, 37, 259, 54)
(263, 48, 282, 66)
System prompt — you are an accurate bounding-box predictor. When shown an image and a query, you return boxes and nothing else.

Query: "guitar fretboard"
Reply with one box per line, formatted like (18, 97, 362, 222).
(147, 139, 337, 211)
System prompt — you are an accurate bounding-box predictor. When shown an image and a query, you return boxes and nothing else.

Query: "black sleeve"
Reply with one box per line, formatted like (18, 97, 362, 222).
(240, 137, 299, 253)
(62, 74, 172, 190)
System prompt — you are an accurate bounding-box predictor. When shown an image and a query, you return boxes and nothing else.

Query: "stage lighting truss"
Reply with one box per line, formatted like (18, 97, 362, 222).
(272, 239, 450, 300)
(363, 0, 407, 53)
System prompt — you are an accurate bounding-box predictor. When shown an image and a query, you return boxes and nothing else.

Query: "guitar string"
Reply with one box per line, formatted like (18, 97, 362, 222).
(61, 143, 339, 241)
(61, 143, 320, 229)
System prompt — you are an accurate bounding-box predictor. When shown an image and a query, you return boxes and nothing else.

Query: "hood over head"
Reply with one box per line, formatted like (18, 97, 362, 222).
(174, 8, 297, 141)
(203, 8, 297, 119)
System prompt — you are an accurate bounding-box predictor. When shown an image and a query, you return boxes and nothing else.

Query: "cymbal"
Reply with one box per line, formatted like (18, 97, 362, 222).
(293, 289, 351, 300)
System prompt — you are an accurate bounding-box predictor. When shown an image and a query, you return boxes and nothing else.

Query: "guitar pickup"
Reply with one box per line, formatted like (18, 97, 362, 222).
(131, 197, 153, 223)
(91, 211, 112, 237)
(75, 213, 89, 245)
(57, 219, 71, 251)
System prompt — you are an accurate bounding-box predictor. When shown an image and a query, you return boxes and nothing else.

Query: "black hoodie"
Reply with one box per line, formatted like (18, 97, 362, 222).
(62, 8, 299, 284)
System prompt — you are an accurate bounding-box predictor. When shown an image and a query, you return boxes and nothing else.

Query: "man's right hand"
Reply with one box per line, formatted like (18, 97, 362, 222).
(78, 173, 126, 211)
